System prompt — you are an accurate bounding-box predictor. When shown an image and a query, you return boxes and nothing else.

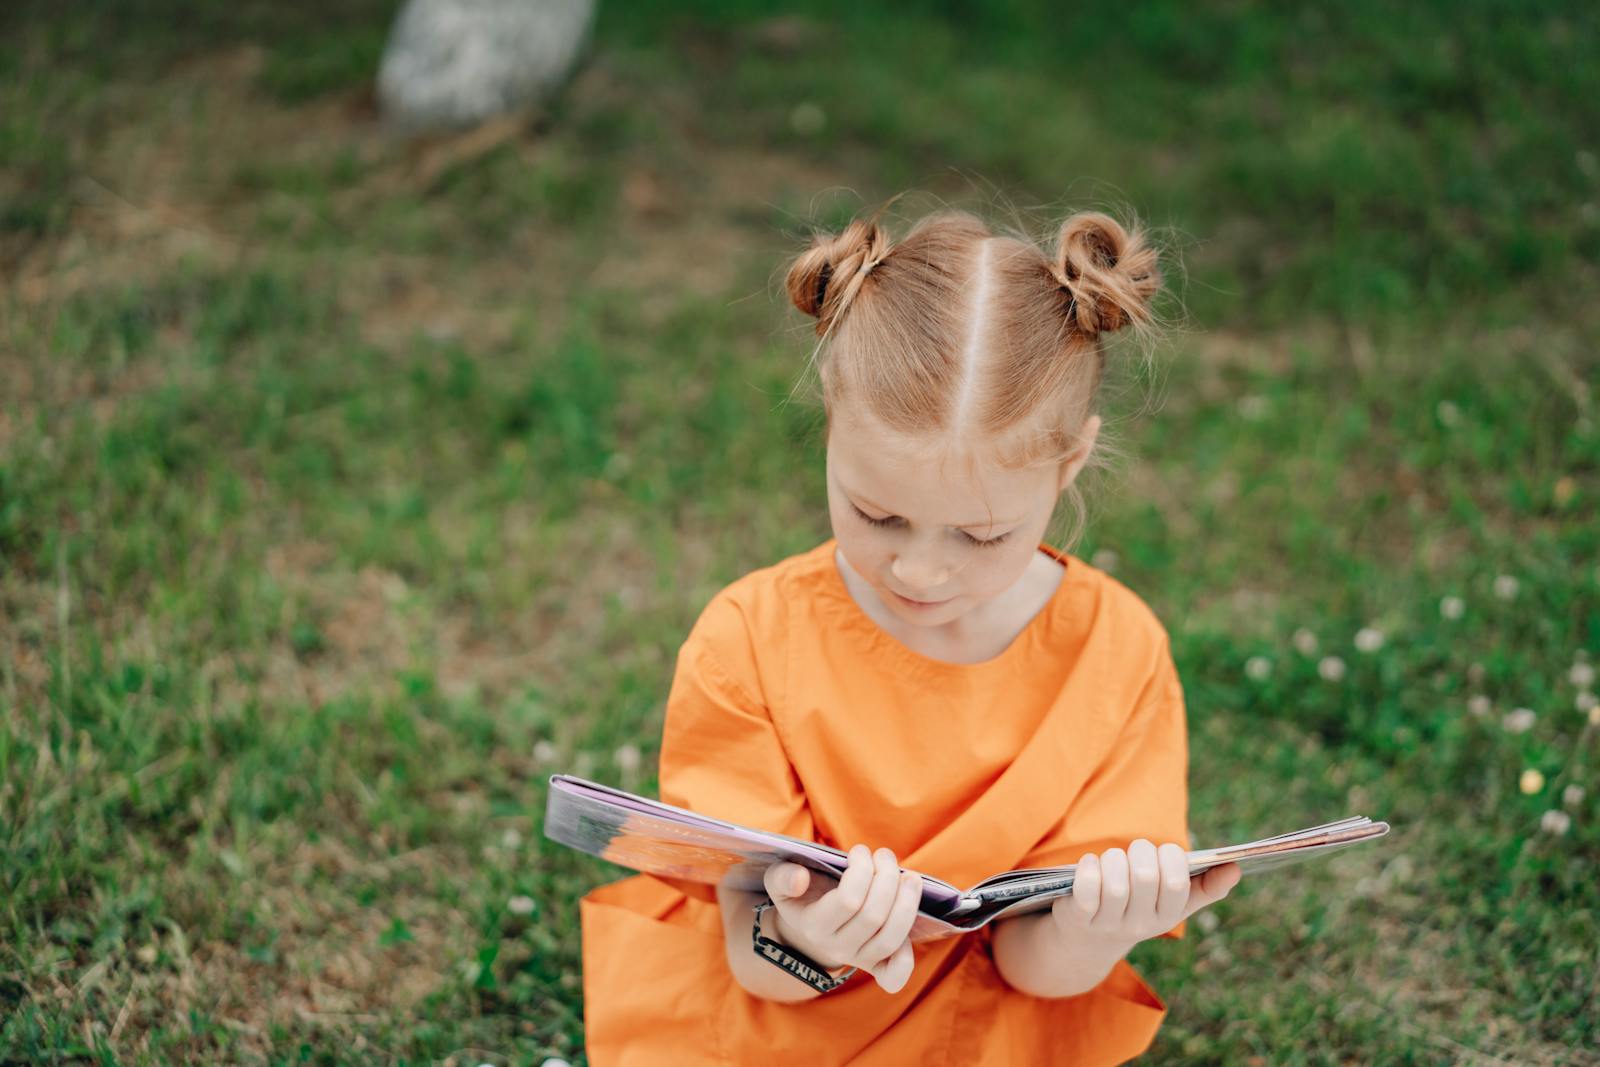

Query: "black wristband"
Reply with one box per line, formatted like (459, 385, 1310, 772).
(751, 897, 858, 994)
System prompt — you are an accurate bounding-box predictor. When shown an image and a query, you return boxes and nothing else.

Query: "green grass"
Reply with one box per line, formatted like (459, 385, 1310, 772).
(2, 0, 1597, 1063)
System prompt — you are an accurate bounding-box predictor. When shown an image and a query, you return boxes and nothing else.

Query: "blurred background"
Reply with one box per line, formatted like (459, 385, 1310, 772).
(2, 1, 1597, 1063)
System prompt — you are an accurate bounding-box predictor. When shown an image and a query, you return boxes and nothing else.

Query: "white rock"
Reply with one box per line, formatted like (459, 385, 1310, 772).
(378, 0, 597, 130)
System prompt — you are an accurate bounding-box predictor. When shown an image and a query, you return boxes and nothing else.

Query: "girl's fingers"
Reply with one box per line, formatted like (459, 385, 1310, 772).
(857, 871, 922, 964)
(1180, 862, 1242, 922)
(835, 848, 901, 940)
(1068, 852, 1101, 923)
(819, 844, 875, 929)
(1126, 839, 1160, 923)
(1092, 848, 1131, 929)
(1154, 843, 1190, 927)
(869, 938, 915, 994)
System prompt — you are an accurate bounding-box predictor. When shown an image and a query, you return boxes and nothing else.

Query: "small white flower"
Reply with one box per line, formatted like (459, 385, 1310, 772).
(1570, 662, 1596, 689)
(1318, 656, 1346, 682)
(1519, 768, 1545, 794)
(1245, 656, 1272, 681)
(614, 743, 642, 774)
(533, 740, 558, 766)
(788, 101, 826, 136)
(507, 895, 537, 916)
(1493, 574, 1519, 601)
(1564, 784, 1585, 808)
(1439, 596, 1464, 620)
(1236, 395, 1269, 421)
(1467, 694, 1491, 717)
(1195, 910, 1220, 934)
(1091, 548, 1119, 572)
(1353, 627, 1385, 653)
(501, 828, 523, 850)
(1436, 400, 1461, 427)
(1539, 809, 1571, 836)
(1293, 628, 1319, 656)
(1503, 708, 1537, 734)
(1577, 691, 1597, 714)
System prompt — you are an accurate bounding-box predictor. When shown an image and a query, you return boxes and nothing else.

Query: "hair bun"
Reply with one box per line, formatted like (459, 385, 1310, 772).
(1051, 212, 1160, 336)
(786, 219, 892, 336)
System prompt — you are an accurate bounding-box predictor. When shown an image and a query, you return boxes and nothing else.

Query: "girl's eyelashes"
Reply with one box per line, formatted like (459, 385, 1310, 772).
(848, 502, 1011, 549)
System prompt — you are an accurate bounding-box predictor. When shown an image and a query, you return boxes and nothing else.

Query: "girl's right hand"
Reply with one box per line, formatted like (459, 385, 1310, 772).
(762, 844, 924, 993)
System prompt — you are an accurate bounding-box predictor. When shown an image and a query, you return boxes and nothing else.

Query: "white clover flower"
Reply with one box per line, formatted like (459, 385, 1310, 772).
(1519, 768, 1545, 795)
(1436, 400, 1461, 427)
(789, 101, 826, 136)
(1540, 809, 1571, 835)
(1439, 596, 1464, 620)
(507, 895, 537, 916)
(614, 743, 642, 774)
(1570, 662, 1596, 689)
(1564, 784, 1585, 808)
(1493, 574, 1519, 601)
(1245, 656, 1272, 681)
(1236, 395, 1269, 421)
(1577, 691, 1597, 714)
(1467, 694, 1491, 718)
(1091, 548, 1119, 573)
(1195, 910, 1220, 934)
(1318, 656, 1346, 682)
(1293, 628, 1319, 656)
(501, 828, 523, 850)
(533, 740, 558, 766)
(1354, 627, 1385, 653)
(1503, 708, 1537, 734)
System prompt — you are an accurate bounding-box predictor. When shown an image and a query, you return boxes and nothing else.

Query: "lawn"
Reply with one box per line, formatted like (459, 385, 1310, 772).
(1, 1, 1597, 1063)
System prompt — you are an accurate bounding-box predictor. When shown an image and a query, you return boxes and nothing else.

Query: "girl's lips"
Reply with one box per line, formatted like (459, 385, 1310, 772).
(892, 590, 950, 609)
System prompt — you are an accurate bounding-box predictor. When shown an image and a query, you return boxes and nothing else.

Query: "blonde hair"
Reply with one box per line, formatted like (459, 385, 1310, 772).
(784, 205, 1165, 548)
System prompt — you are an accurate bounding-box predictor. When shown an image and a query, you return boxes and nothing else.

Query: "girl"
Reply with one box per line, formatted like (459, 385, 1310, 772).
(577, 205, 1242, 1065)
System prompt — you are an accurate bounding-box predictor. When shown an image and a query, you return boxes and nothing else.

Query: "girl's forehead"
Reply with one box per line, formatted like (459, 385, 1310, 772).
(827, 414, 1050, 518)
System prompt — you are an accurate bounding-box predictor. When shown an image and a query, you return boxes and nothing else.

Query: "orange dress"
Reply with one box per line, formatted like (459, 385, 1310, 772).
(579, 538, 1190, 1066)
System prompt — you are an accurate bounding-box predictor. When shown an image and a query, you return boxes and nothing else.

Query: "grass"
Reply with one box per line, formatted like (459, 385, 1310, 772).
(1, 0, 1597, 1063)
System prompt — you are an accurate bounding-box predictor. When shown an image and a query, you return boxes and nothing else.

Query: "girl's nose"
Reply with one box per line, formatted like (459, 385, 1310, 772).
(891, 552, 951, 594)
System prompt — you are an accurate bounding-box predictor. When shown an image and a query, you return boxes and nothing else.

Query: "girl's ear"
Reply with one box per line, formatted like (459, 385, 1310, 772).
(1056, 415, 1102, 493)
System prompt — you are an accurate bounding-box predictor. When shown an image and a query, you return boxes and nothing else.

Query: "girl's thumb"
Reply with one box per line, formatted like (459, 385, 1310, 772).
(1182, 862, 1241, 921)
(763, 862, 809, 901)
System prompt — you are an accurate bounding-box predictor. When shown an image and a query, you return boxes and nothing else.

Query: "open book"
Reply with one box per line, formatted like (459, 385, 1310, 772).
(544, 775, 1391, 942)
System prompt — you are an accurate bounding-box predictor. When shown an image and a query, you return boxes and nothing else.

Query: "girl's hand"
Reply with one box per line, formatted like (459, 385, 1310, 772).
(762, 844, 924, 993)
(1050, 839, 1240, 948)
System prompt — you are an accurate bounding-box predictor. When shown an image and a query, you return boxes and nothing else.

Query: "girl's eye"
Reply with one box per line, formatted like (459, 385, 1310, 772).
(850, 503, 1010, 549)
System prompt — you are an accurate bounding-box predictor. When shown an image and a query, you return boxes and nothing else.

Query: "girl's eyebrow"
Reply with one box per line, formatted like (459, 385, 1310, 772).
(845, 487, 1021, 530)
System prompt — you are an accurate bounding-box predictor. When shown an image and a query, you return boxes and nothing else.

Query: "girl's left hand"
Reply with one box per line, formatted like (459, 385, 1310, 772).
(1050, 839, 1240, 947)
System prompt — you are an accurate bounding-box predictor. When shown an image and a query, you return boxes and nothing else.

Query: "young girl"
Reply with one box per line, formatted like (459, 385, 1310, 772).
(577, 205, 1242, 1065)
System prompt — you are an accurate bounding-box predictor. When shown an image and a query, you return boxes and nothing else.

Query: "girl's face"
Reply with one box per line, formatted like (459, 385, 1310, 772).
(825, 403, 1099, 630)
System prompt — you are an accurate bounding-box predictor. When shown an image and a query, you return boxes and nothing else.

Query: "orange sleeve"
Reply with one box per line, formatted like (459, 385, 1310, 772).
(656, 592, 814, 902)
(1020, 638, 1191, 939)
